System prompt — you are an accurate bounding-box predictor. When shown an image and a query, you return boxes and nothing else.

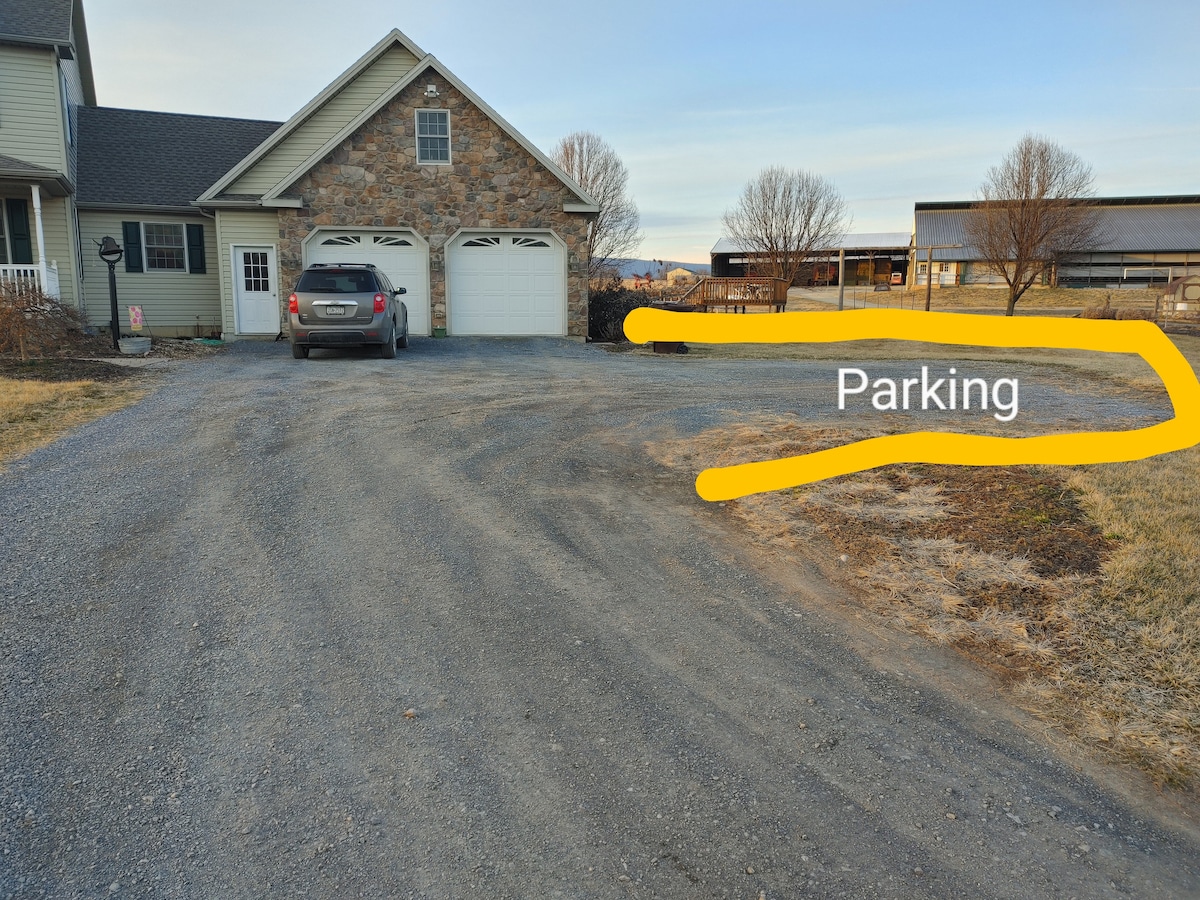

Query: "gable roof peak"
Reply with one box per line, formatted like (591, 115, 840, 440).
(198, 26, 428, 201)
(380, 27, 426, 58)
(254, 53, 597, 210)
(201, 29, 597, 212)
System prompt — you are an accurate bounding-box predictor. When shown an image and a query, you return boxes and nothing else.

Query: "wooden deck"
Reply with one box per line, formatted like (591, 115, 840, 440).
(680, 277, 789, 312)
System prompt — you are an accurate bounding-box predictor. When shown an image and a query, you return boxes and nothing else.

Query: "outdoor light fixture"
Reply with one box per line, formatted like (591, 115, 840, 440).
(424, 84, 439, 98)
(97, 236, 123, 350)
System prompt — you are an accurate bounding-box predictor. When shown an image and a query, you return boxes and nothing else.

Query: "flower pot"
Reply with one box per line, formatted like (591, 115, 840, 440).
(118, 336, 152, 355)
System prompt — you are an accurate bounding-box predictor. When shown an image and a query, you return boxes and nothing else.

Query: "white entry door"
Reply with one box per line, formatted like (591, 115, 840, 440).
(233, 246, 279, 335)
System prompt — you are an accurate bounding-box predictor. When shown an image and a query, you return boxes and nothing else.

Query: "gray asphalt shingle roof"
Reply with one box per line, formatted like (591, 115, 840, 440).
(0, 153, 59, 178)
(915, 199, 1200, 260)
(77, 107, 282, 209)
(0, 0, 74, 44)
(0, 152, 72, 195)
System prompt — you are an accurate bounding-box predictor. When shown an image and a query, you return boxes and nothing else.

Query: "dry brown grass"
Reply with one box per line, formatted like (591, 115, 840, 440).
(649, 413, 1200, 787)
(0, 376, 147, 469)
(638, 335, 1171, 396)
(1039, 450, 1200, 782)
(927, 286, 1157, 310)
(812, 285, 1160, 311)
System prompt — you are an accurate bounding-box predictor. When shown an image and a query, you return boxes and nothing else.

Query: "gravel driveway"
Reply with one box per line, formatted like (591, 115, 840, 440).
(1, 338, 1195, 898)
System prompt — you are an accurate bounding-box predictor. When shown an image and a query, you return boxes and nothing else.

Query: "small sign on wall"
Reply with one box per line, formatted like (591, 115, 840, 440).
(128, 306, 144, 332)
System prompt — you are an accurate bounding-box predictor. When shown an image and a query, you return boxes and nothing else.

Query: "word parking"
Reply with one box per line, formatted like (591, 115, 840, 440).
(838, 366, 1019, 422)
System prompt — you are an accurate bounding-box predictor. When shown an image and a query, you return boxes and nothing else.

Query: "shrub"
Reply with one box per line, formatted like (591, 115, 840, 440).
(0, 283, 86, 360)
(1081, 306, 1116, 319)
(588, 279, 652, 342)
(1114, 308, 1156, 321)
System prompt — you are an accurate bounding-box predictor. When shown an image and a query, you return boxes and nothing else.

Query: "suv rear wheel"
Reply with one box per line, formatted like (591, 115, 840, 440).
(380, 324, 397, 359)
(291, 343, 309, 359)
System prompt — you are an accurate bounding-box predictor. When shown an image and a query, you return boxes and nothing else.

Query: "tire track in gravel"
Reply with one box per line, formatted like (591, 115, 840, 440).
(1, 338, 1195, 898)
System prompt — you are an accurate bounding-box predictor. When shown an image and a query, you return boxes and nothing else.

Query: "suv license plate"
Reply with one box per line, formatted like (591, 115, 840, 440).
(325, 306, 346, 316)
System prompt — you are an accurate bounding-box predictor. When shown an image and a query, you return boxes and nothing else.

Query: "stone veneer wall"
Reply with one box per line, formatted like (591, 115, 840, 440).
(277, 70, 590, 336)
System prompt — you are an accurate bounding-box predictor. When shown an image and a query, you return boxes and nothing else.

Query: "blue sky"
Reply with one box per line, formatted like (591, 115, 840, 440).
(87, 0, 1199, 263)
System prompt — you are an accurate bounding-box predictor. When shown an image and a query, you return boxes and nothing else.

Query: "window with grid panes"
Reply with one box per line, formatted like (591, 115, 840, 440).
(144, 223, 186, 270)
(416, 110, 450, 164)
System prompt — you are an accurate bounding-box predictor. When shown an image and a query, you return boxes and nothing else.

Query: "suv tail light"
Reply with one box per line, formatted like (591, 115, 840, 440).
(373, 292, 387, 314)
(288, 293, 299, 314)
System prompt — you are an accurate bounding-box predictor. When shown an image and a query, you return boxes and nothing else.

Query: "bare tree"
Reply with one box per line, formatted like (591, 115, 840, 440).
(965, 134, 1104, 316)
(721, 166, 849, 285)
(551, 131, 642, 279)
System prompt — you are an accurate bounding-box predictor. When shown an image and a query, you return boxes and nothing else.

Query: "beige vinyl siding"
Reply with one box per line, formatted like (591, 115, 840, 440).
(215, 209, 280, 337)
(37, 195, 77, 307)
(0, 190, 77, 306)
(78, 210, 221, 336)
(0, 46, 67, 172)
(227, 45, 418, 195)
(58, 56, 85, 181)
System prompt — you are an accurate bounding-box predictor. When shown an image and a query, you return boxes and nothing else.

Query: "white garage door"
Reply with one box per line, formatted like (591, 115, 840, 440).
(306, 231, 430, 335)
(447, 233, 565, 335)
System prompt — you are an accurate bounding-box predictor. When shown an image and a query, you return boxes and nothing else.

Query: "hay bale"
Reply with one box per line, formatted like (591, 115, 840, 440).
(1081, 306, 1117, 319)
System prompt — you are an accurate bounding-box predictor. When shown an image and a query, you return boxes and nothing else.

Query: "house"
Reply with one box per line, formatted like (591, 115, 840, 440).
(1, 0, 598, 340)
(0, 0, 92, 306)
(665, 266, 698, 285)
(913, 197, 1200, 288)
(76, 107, 282, 336)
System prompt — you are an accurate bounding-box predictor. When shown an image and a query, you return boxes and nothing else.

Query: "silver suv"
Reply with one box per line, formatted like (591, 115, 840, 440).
(288, 263, 408, 359)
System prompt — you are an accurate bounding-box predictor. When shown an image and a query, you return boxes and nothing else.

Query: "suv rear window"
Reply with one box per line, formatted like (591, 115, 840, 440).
(295, 269, 377, 293)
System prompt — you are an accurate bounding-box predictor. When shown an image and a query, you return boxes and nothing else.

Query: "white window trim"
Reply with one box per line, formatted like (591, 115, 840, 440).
(415, 109, 451, 165)
(141, 221, 189, 274)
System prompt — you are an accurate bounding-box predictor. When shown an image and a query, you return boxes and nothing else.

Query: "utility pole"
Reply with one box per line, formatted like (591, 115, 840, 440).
(837, 248, 846, 311)
(923, 244, 963, 311)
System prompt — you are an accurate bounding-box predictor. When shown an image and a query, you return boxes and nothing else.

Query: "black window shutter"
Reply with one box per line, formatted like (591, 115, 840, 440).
(186, 223, 206, 274)
(6, 199, 32, 264)
(121, 221, 143, 272)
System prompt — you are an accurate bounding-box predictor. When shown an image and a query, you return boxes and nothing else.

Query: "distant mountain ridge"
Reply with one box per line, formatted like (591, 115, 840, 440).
(607, 258, 711, 279)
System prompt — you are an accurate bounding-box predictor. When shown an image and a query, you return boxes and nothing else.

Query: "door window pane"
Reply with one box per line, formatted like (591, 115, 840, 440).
(243, 252, 270, 292)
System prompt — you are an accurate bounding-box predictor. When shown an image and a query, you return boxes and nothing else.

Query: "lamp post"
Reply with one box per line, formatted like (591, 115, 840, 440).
(98, 236, 123, 349)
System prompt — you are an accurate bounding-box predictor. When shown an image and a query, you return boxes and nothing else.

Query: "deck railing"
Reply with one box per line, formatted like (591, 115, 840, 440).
(0, 262, 60, 299)
(681, 276, 790, 308)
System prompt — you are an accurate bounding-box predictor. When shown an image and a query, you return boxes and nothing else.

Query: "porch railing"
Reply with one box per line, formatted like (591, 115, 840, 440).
(681, 276, 790, 307)
(0, 262, 60, 299)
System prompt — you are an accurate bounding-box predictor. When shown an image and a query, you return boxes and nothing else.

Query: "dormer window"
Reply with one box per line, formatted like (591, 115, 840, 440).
(416, 110, 450, 164)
